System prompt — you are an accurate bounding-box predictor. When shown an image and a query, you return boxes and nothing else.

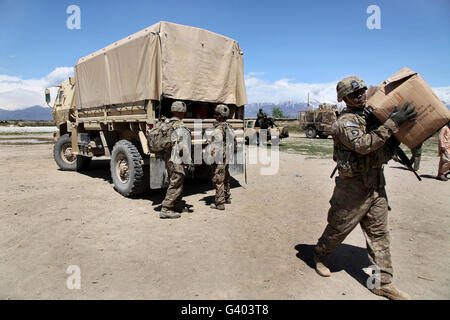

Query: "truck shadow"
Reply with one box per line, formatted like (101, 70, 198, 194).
(77, 159, 242, 206)
(294, 244, 370, 288)
(76, 159, 112, 182)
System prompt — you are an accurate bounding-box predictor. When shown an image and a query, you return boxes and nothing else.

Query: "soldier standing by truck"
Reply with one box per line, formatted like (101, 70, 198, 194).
(210, 104, 233, 211)
(312, 76, 418, 300)
(160, 101, 190, 219)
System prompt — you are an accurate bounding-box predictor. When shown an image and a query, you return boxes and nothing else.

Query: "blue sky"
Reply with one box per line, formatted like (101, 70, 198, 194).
(0, 0, 449, 109)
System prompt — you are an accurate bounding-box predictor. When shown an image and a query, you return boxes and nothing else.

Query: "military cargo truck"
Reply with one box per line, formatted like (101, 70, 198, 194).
(297, 104, 338, 138)
(46, 21, 247, 197)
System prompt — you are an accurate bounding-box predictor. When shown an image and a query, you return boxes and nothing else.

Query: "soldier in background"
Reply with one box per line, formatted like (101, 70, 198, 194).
(160, 101, 189, 219)
(313, 76, 417, 300)
(210, 104, 232, 210)
(256, 108, 267, 128)
(437, 122, 450, 181)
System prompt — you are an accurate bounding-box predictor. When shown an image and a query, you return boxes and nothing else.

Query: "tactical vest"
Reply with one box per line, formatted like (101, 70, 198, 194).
(332, 111, 391, 187)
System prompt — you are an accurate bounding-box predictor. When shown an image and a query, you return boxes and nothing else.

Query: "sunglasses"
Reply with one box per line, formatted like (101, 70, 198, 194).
(347, 88, 366, 99)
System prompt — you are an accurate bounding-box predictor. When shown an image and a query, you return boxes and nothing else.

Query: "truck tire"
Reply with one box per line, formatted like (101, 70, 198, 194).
(53, 134, 91, 171)
(110, 140, 147, 197)
(305, 127, 317, 138)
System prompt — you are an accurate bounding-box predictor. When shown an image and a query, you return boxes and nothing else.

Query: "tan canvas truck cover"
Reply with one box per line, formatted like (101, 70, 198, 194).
(367, 67, 450, 149)
(75, 21, 247, 109)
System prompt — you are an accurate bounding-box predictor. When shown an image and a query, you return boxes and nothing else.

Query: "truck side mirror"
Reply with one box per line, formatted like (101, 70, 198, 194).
(45, 89, 51, 105)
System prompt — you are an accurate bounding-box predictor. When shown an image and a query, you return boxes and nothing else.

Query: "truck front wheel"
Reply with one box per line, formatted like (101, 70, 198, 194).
(53, 134, 91, 171)
(305, 127, 317, 138)
(110, 140, 147, 197)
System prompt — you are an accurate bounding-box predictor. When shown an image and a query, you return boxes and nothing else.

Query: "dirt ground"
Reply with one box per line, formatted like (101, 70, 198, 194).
(0, 133, 449, 300)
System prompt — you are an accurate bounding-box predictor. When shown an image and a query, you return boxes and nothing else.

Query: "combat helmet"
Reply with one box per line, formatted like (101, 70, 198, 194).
(336, 76, 367, 102)
(171, 101, 187, 113)
(215, 104, 230, 117)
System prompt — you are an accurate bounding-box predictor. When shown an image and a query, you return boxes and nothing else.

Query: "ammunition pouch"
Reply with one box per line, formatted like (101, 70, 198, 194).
(335, 149, 360, 177)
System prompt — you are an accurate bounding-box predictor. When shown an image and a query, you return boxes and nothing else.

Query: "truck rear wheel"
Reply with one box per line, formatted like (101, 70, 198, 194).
(110, 140, 147, 197)
(53, 134, 91, 171)
(305, 127, 317, 138)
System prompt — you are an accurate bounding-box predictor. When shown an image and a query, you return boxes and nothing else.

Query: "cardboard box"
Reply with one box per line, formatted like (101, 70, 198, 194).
(366, 67, 450, 149)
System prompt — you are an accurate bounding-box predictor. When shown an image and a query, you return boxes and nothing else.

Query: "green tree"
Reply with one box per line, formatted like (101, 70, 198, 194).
(272, 107, 284, 118)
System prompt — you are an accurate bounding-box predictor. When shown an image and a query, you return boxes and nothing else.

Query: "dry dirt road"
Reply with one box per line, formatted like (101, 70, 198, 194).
(0, 134, 449, 300)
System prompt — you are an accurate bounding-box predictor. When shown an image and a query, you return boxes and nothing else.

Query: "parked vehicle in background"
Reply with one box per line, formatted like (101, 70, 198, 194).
(298, 104, 339, 138)
(244, 118, 289, 145)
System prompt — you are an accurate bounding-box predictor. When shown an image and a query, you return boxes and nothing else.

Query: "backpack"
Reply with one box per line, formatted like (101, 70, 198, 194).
(147, 117, 174, 153)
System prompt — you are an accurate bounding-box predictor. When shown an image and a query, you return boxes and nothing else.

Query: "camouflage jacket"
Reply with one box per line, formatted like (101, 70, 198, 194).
(169, 117, 184, 131)
(331, 109, 399, 188)
(208, 121, 236, 163)
(166, 117, 191, 164)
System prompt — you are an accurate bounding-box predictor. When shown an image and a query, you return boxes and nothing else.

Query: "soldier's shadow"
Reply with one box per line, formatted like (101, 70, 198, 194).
(294, 244, 370, 287)
(145, 176, 242, 209)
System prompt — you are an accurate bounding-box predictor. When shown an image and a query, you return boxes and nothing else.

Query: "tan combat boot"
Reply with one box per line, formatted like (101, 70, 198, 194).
(313, 255, 331, 277)
(160, 208, 181, 219)
(371, 283, 411, 300)
(210, 203, 225, 210)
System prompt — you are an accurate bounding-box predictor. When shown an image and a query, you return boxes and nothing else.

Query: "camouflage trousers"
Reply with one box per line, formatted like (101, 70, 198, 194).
(212, 163, 230, 205)
(162, 160, 185, 210)
(314, 176, 393, 284)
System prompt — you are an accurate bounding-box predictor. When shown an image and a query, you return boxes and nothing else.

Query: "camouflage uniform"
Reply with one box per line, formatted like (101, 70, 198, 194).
(161, 117, 186, 211)
(211, 121, 231, 206)
(257, 109, 267, 128)
(314, 109, 399, 284)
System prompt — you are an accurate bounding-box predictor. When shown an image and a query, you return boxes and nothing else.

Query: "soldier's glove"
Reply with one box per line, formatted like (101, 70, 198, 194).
(389, 102, 418, 127)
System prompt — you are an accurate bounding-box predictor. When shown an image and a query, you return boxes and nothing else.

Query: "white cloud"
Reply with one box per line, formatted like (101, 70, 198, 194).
(245, 74, 338, 104)
(0, 67, 74, 110)
(247, 72, 266, 76)
(245, 74, 450, 105)
(433, 86, 450, 104)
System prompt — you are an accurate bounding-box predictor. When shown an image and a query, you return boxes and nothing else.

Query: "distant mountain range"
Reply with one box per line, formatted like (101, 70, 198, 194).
(0, 106, 53, 121)
(1, 101, 448, 120)
(245, 100, 328, 118)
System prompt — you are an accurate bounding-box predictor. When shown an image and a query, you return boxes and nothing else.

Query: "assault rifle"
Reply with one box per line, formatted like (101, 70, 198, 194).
(363, 109, 422, 181)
